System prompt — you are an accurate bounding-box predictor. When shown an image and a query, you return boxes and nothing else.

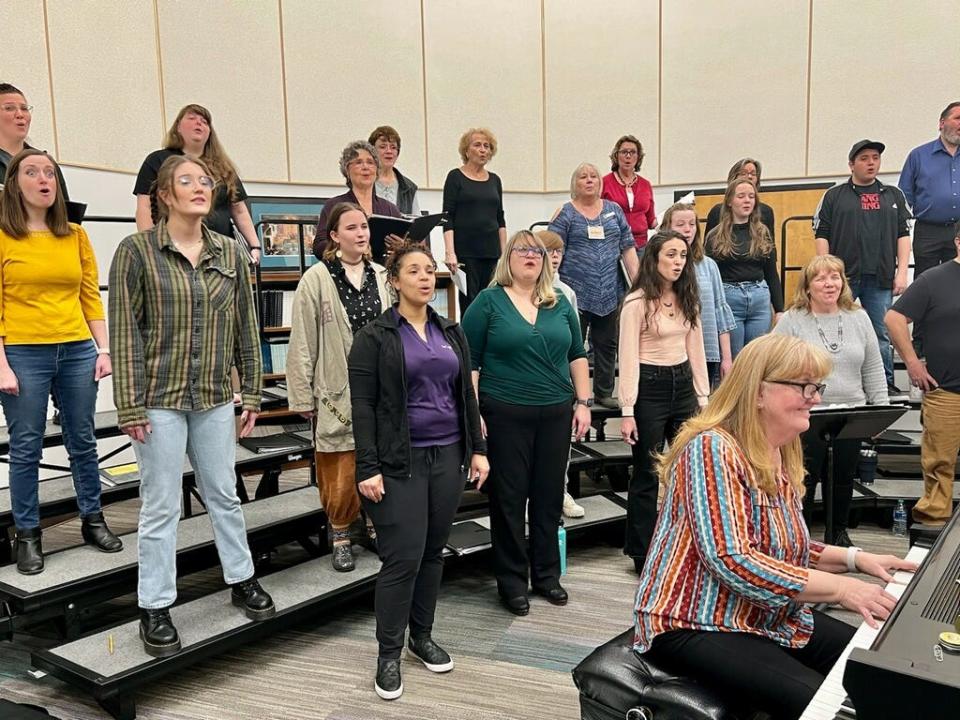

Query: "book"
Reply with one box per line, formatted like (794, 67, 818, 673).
(99, 462, 140, 486)
(367, 212, 444, 263)
(238, 431, 310, 455)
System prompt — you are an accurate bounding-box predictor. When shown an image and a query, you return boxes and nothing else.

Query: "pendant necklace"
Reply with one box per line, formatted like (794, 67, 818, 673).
(661, 299, 675, 318)
(814, 312, 843, 353)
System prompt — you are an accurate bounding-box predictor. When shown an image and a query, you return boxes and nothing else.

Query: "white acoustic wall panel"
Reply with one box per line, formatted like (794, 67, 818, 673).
(0, 1, 56, 158)
(282, 0, 427, 187)
(45, 0, 164, 172)
(807, 0, 960, 175)
(660, 0, 809, 185)
(544, 0, 660, 190)
(157, 0, 288, 182)
(423, 0, 544, 192)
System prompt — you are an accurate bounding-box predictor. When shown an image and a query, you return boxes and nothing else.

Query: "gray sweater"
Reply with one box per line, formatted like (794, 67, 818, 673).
(773, 308, 888, 406)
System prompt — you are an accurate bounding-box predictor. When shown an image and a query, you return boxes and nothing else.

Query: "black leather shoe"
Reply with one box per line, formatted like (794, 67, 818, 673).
(331, 543, 355, 572)
(230, 578, 276, 620)
(14, 527, 43, 575)
(408, 635, 454, 672)
(81, 512, 123, 553)
(139, 607, 181, 658)
(533, 584, 568, 606)
(499, 593, 530, 616)
(829, 528, 854, 548)
(375, 658, 403, 700)
(633, 556, 646, 575)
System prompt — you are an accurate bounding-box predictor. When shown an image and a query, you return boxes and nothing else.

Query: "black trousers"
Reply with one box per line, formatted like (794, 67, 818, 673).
(648, 611, 855, 720)
(579, 309, 618, 400)
(801, 433, 861, 541)
(460, 257, 499, 314)
(481, 395, 571, 597)
(625, 362, 699, 561)
(361, 442, 464, 659)
(912, 221, 957, 353)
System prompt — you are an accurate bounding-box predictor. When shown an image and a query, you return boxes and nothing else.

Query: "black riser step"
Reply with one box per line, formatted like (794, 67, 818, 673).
(0, 486, 322, 615)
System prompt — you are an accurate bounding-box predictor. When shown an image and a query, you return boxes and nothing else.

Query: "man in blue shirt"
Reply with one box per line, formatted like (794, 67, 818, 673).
(899, 101, 960, 353)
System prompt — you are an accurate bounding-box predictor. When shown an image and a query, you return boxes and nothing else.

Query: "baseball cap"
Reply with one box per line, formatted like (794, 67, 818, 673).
(848, 140, 885, 162)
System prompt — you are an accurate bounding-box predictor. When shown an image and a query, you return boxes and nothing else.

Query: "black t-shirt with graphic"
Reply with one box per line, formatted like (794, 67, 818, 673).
(853, 180, 881, 276)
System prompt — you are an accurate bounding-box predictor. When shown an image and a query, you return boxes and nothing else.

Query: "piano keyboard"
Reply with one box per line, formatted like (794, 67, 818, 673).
(799, 544, 930, 720)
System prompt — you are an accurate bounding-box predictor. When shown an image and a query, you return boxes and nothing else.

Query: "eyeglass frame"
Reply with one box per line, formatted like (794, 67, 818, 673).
(617, 148, 639, 156)
(175, 174, 216, 189)
(512, 245, 546, 258)
(0, 103, 33, 114)
(768, 380, 826, 400)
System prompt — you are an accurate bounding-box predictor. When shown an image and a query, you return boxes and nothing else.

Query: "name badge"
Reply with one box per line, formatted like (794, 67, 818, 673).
(587, 224, 605, 240)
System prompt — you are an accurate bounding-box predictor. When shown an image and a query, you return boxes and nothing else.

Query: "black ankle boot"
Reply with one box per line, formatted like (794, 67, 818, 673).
(14, 527, 43, 575)
(139, 607, 181, 657)
(231, 578, 276, 620)
(81, 512, 123, 553)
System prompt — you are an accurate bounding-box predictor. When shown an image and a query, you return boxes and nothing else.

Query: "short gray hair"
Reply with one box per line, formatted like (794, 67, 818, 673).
(570, 162, 602, 199)
(338, 140, 380, 186)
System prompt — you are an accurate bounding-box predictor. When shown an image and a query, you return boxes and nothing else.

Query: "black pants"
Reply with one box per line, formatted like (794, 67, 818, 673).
(648, 611, 855, 720)
(579, 309, 618, 400)
(912, 221, 957, 353)
(481, 395, 571, 597)
(625, 362, 699, 561)
(801, 433, 861, 541)
(460, 257, 499, 314)
(361, 442, 464, 659)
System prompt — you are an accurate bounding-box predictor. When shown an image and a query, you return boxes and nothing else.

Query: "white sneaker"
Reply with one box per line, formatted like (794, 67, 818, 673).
(562, 492, 585, 518)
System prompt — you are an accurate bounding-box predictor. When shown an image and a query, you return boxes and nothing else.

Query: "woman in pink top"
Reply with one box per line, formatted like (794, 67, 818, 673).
(601, 135, 656, 251)
(618, 230, 709, 574)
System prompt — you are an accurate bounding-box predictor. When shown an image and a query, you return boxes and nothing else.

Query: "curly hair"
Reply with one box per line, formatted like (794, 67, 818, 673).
(338, 141, 380, 186)
(386, 242, 436, 279)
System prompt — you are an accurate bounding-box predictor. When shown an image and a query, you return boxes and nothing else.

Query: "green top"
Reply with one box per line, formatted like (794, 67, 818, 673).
(461, 285, 586, 406)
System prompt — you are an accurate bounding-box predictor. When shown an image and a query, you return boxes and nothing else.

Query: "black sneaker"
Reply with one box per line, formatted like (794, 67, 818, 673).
(375, 657, 403, 700)
(231, 578, 276, 620)
(408, 635, 454, 672)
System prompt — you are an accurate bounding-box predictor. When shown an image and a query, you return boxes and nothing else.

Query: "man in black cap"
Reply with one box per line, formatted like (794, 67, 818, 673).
(813, 139, 911, 394)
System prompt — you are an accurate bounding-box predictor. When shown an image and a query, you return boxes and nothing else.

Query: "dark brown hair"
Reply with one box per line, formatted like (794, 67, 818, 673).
(940, 101, 960, 121)
(153, 154, 213, 220)
(368, 125, 401, 152)
(625, 230, 700, 330)
(0, 83, 25, 97)
(386, 242, 435, 279)
(0, 149, 70, 238)
(609, 134, 644, 172)
(164, 104, 239, 199)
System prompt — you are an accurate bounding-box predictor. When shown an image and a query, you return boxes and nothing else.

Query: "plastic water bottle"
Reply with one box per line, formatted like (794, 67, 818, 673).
(558, 522, 567, 576)
(892, 500, 908, 537)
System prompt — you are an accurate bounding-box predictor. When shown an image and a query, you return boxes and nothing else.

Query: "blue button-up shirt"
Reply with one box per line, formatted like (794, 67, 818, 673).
(899, 137, 960, 224)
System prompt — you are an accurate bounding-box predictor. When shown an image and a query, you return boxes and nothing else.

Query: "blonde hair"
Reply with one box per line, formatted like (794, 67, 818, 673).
(569, 162, 602, 199)
(659, 202, 702, 262)
(657, 334, 831, 496)
(458, 127, 498, 163)
(491, 229, 557, 308)
(535, 229, 564, 251)
(164, 104, 239, 200)
(789, 255, 858, 313)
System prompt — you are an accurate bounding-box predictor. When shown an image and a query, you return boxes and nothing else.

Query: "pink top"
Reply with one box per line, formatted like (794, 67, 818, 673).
(617, 289, 710, 414)
(601, 172, 656, 249)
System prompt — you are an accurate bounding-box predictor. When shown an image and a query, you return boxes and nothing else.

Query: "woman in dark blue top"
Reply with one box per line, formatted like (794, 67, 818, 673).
(349, 244, 488, 702)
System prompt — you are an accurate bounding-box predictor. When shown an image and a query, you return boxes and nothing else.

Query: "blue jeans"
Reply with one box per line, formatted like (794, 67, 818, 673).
(133, 402, 254, 609)
(0, 341, 101, 529)
(847, 274, 893, 385)
(722, 280, 772, 358)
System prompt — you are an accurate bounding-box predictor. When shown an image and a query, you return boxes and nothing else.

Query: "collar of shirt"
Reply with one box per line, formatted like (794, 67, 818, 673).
(155, 219, 225, 264)
(391, 304, 441, 328)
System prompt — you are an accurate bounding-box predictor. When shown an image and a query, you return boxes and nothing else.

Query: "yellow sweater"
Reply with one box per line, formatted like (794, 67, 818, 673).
(0, 224, 105, 344)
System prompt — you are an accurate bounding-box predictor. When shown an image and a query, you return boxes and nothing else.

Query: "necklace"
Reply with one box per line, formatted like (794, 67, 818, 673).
(616, 171, 637, 187)
(814, 312, 843, 353)
(660, 299, 675, 318)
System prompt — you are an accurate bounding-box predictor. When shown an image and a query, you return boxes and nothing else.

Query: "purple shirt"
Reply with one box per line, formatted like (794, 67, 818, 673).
(395, 309, 462, 447)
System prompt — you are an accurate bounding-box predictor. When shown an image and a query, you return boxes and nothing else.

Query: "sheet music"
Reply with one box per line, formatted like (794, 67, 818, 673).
(799, 544, 929, 720)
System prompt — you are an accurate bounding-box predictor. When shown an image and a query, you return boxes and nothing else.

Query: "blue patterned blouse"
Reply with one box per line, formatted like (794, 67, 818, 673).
(694, 257, 737, 363)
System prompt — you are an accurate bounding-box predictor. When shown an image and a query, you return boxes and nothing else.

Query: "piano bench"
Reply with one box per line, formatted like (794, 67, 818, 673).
(572, 628, 747, 720)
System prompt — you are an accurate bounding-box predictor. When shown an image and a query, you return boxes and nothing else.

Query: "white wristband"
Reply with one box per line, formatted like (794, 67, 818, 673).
(846, 546, 862, 573)
(96, 347, 111, 355)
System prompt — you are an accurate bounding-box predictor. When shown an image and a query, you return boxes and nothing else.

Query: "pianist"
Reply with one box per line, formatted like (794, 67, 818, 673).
(632, 334, 918, 720)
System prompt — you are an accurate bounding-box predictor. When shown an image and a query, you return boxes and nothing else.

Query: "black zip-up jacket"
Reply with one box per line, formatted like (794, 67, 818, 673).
(393, 168, 419, 216)
(348, 306, 486, 482)
(812, 178, 910, 288)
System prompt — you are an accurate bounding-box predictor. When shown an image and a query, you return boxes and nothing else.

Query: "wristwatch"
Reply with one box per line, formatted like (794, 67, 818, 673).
(574, 398, 594, 408)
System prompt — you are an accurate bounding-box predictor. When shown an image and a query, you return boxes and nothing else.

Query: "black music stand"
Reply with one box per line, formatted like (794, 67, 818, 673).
(805, 405, 908, 541)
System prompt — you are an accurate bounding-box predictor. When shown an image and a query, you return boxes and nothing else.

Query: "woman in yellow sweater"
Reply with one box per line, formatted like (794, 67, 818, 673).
(0, 149, 121, 574)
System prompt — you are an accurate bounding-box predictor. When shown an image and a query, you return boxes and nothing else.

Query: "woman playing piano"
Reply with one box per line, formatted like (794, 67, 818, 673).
(632, 334, 917, 720)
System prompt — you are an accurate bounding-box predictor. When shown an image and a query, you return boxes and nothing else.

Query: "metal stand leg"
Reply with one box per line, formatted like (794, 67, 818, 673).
(98, 693, 137, 720)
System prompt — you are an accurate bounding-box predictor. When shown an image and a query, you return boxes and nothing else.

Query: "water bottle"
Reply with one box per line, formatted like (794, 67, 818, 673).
(558, 522, 567, 576)
(892, 499, 908, 537)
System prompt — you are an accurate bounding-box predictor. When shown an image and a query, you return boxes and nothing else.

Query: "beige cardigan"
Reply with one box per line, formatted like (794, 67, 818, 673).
(285, 261, 391, 452)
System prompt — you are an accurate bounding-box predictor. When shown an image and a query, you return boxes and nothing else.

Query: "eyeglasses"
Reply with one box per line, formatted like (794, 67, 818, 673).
(546, 248, 563, 256)
(1, 103, 32, 114)
(175, 174, 215, 189)
(770, 380, 826, 400)
(513, 246, 545, 258)
(617, 148, 639, 156)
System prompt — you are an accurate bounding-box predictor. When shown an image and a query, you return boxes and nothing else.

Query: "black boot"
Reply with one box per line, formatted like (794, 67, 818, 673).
(231, 578, 276, 620)
(139, 607, 181, 658)
(81, 512, 123, 553)
(14, 527, 43, 575)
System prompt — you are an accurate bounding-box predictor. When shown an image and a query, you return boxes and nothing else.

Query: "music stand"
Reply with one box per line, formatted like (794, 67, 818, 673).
(805, 405, 908, 541)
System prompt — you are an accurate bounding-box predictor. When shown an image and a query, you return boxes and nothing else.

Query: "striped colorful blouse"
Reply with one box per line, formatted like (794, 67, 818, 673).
(633, 428, 825, 653)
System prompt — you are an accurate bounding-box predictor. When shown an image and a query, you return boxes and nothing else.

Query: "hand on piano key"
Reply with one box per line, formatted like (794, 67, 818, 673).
(835, 575, 899, 628)
(852, 551, 920, 584)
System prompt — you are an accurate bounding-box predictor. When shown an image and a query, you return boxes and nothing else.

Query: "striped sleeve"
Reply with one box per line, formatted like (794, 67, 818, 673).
(108, 240, 148, 427)
(680, 431, 809, 609)
(232, 247, 262, 411)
